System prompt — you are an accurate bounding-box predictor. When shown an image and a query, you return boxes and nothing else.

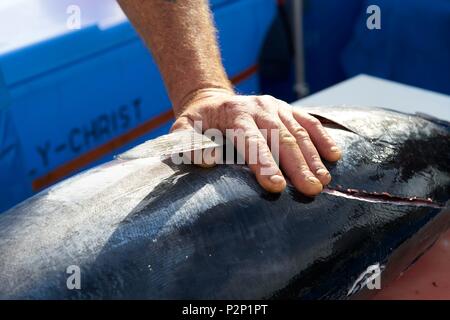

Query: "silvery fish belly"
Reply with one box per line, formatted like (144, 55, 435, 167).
(0, 106, 449, 299)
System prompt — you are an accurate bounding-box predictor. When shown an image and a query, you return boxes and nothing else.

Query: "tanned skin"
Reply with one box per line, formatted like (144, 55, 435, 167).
(117, 0, 341, 196)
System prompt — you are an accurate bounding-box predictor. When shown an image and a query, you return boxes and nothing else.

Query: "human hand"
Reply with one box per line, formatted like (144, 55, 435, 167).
(171, 88, 341, 196)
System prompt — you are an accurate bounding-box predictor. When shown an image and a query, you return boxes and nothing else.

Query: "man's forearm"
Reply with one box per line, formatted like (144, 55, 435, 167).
(118, 0, 233, 115)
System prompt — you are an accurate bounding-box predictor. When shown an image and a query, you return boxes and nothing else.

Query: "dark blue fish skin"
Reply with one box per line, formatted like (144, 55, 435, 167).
(0, 106, 449, 299)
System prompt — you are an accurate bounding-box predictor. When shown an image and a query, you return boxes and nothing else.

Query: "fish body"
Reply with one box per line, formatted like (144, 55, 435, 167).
(0, 106, 449, 299)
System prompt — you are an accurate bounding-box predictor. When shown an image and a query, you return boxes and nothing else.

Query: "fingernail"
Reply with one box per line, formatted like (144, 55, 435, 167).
(330, 146, 341, 153)
(316, 168, 329, 177)
(270, 175, 284, 184)
(307, 176, 321, 184)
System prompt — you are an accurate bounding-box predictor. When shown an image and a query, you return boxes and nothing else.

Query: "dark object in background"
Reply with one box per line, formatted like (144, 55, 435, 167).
(0, 106, 449, 299)
(259, 0, 366, 100)
(343, 0, 450, 95)
(260, 0, 450, 101)
(258, 1, 297, 102)
(302, 0, 364, 94)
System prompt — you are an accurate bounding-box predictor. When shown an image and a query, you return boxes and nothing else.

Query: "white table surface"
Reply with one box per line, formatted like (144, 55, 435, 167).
(293, 74, 450, 121)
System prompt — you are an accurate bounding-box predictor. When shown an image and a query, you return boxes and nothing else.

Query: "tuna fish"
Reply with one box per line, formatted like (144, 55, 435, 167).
(0, 106, 449, 299)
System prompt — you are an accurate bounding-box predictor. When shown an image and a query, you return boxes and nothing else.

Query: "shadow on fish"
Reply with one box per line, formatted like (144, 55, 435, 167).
(0, 106, 449, 299)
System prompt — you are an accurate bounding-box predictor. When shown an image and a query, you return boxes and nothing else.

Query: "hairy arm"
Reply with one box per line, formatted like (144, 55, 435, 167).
(117, 0, 233, 114)
(118, 0, 341, 195)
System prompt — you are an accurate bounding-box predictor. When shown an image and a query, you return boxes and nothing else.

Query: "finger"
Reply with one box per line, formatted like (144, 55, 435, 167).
(278, 108, 331, 185)
(292, 108, 342, 162)
(232, 117, 286, 193)
(256, 115, 323, 196)
(170, 116, 218, 168)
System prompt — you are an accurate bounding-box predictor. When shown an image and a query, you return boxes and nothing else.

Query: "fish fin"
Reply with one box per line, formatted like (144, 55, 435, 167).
(117, 130, 222, 160)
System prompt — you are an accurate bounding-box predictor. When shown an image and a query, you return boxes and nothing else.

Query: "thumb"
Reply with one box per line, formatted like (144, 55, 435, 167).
(170, 115, 194, 132)
(170, 116, 219, 168)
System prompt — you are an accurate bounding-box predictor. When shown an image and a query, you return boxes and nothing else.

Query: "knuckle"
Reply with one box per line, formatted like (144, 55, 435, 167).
(254, 96, 265, 106)
(309, 118, 325, 134)
(245, 134, 264, 145)
(255, 113, 278, 129)
(298, 135, 311, 143)
(258, 148, 275, 163)
(221, 101, 247, 116)
(279, 100, 293, 111)
(279, 131, 298, 147)
(265, 117, 279, 127)
(260, 94, 274, 101)
(292, 125, 308, 136)
(310, 154, 322, 162)
(309, 117, 322, 128)
(233, 118, 250, 129)
(299, 166, 311, 174)
(255, 95, 274, 107)
(292, 127, 311, 142)
(221, 101, 239, 111)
